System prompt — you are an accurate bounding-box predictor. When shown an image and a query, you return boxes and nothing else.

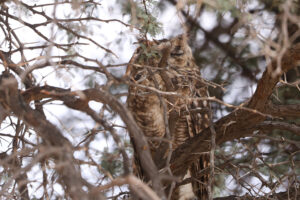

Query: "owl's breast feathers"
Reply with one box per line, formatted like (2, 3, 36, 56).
(127, 35, 210, 200)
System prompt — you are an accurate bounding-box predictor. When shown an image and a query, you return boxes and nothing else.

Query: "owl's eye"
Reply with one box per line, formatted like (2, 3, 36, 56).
(134, 73, 142, 81)
(171, 46, 184, 56)
(171, 50, 184, 56)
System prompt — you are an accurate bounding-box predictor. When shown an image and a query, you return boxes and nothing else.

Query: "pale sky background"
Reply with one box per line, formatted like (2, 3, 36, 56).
(0, 0, 279, 198)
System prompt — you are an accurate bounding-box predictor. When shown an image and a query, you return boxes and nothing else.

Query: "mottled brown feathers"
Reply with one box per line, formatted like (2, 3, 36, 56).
(127, 35, 210, 200)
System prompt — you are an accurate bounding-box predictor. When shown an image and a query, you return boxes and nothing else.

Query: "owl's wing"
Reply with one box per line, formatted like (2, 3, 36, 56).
(126, 47, 167, 181)
(190, 82, 210, 199)
(168, 67, 210, 199)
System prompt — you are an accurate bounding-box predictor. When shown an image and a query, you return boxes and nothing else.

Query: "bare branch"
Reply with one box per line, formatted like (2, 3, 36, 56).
(213, 188, 300, 200)
(21, 85, 167, 199)
(0, 73, 103, 200)
(95, 175, 160, 200)
(170, 43, 300, 176)
(267, 103, 300, 118)
(256, 121, 300, 136)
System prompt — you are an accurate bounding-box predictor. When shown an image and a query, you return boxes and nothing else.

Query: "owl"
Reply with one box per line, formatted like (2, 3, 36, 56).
(126, 35, 210, 200)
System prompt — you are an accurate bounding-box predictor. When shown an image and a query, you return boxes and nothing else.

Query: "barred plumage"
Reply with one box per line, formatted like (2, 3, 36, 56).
(127, 35, 210, 200)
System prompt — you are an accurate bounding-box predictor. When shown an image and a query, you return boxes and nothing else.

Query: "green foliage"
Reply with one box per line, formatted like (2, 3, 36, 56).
(274, 86, 300, 104)
(262, 0, 285, 13)
(100, 148, 123, 177)
(138, 8, 163, 36)
(85, 74, 96, 88)
(120, 0, 163, 37)
(3, 0, 299, 198)
(11, 3, 33, 18)
(109, 83, 128, 95)
(215, 0, 241, 16)
(137, 43, 160, 62)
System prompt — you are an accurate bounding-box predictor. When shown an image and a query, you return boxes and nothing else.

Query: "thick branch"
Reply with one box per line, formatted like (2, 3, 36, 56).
(0, 74, 102, 200)
(256, 121, 300, 136)
(169, 44, 300, 175)
(96, 175, 160, 200)
(18, 43, 300, 193)
(213, 188, 300, 200)
(267, 103, 300, 118)
(21, 86, 167, 199)
(0, 50, 33, 88)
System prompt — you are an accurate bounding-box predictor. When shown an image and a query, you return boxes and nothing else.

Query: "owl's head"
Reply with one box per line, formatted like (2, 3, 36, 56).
(169, 35, 193, 67)
(155, 34, 193, 68)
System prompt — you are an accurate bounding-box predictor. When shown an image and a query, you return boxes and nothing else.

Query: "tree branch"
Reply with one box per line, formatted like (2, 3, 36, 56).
(21, 85, 167, 199)
(0, 74, 103, 200)
(95, 175, 160, 200)
(213, 188, 300, 200)
(18, 43, 300, 196)
(256, 121, 300, 136)
(267, 103, 300, 118)
(169, 44, 300, 176)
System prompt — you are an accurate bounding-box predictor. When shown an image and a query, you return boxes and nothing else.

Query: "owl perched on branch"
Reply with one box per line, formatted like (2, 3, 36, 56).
(127, 35, 210, 200)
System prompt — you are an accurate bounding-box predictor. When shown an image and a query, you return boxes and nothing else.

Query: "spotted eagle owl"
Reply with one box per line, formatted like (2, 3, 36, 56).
(126, 35, 210, 200)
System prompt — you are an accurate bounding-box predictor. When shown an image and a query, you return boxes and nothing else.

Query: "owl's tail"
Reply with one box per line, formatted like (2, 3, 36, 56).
(191, 154, 210, 200)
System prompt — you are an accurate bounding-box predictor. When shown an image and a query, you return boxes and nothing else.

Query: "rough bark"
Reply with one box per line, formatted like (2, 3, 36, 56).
(5, 44, 300, 199)
(0, 74, 103, 200)
(22, 86, 167, 200)
(169, 43, 300, 176)
(213, 188, 300, 200)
